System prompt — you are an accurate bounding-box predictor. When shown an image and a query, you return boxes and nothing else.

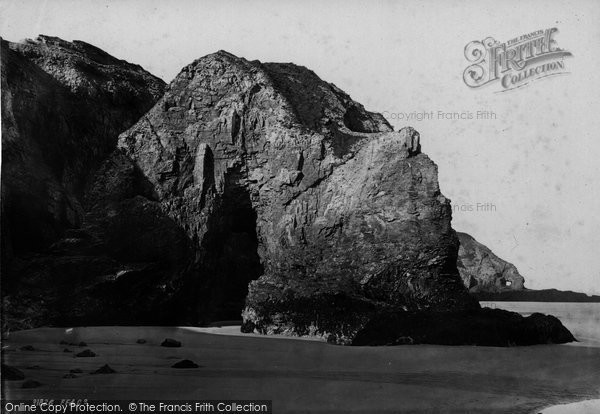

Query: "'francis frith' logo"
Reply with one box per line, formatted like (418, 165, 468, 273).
(463, 28, 572, 92)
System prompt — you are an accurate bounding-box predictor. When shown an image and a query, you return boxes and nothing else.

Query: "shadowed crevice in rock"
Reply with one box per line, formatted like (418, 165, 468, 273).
(197, 163, 264, 323)
(46, 154, 197, 326)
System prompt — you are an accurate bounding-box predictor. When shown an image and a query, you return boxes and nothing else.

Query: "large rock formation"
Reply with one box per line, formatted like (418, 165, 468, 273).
(457, 232, 525, 292)
(1, 41, 574, 346)
(111, 51, 480, 343)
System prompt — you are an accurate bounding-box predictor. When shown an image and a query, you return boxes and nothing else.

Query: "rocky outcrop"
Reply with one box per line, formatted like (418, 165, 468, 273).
(351, 308, 576, 346)
(457, 232, 525, 292)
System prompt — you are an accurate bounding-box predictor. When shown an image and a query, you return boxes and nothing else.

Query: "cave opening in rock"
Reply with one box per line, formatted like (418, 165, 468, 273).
(201, 167, 264, 323)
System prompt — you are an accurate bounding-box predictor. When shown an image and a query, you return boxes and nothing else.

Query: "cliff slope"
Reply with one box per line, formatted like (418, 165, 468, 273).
(1, 35, 165, 260)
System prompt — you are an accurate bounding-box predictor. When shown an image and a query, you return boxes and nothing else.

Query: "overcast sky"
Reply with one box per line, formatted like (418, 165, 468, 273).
(2, 0, 599, 294)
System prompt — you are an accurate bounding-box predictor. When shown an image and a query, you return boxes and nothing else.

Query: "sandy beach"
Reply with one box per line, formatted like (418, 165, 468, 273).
(1, 303, 599, 414)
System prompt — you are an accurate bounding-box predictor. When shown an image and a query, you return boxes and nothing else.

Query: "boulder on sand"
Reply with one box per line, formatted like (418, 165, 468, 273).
(171, 360, 199, 369)
(160, 338, 182, 348)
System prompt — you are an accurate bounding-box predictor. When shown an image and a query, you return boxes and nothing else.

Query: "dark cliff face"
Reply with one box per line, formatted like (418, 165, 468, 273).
(1, 36, 166, 329)
(457, 232, 525, 292)
(1, 35, 165, 259)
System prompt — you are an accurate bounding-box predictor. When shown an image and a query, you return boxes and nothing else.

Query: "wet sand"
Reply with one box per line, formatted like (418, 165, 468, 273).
(2, 322, 599, 414)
